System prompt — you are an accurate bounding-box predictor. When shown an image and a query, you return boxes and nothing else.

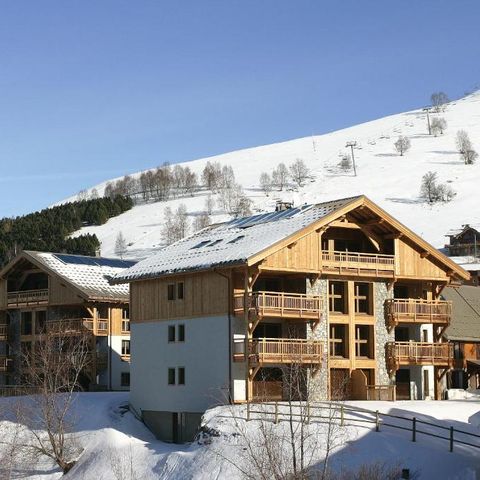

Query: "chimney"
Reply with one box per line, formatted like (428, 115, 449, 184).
(275, 201, 293, 212)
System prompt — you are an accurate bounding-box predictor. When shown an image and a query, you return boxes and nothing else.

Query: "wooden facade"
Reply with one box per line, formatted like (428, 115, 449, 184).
(0, 252, 131, 391)
(126, 197, 469, 402)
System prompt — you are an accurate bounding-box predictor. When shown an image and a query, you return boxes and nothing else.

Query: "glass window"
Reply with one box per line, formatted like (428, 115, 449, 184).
(21, 312, 32, 335)
(35, 310, 47, 334)
(178, 324, 185, 342)
(329, 324, 348, 358)
(354, 283, 372, 315)
(168, 325, 176, 342)
(168, 368, 176, 385)
(121, 372, 130, 387)
(177, 282, 184, 300)
(178, 367, 185, 385)
(121, 340, 130, 356)
(355, 325, 373, 358)
(329, 282, 347, 314)
(167, 284, 175, 301)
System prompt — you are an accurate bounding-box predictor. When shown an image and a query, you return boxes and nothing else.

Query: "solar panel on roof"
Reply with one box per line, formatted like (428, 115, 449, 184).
(226, 205, 312, 229)
(53, 254, 136, 269)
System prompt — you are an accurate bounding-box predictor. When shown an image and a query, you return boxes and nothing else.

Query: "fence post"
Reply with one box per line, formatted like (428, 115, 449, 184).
(450, 427, 454, 452)
(340, 405, 344, 427)
(412, 417, 416, 442)
(246, 401, 250, 422)
(375, 410, 380, 432)
(274, 402, 278, 424)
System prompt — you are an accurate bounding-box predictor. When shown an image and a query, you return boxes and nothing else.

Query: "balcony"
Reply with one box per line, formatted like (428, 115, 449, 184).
(7, 289, 49, 307)
(0, 356, 13, 372)
(248, 338, 323, 366)
(321, 250, 395, 277)
(386, 341, 453, 371)
(385, 299, 452, 328)
(46, 318, 109, 336)
(234, 291, 323, 320)
(0, 324, 8, 341)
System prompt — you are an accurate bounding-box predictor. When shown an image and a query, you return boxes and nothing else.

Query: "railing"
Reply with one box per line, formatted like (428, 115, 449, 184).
(387, 342, 453, 368)
(245, 401, 480, 453)
(0, 324, 8, 340)
(0, 386, 40, 397)
(248, 338, 323, 365)
(321, 250, 395, 276)
(46, 318, 109, 336)
(385, 299, 452, 326)
(234, 291, 323, 320)
(366, 384, 396, 401)
(7, 289, 49, 306)
(0, 356, 13, 372)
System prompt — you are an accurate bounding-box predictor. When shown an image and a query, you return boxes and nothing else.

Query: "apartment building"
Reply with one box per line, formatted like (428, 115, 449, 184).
(114, 195, 469, 442)
(0, 251, 135, 391)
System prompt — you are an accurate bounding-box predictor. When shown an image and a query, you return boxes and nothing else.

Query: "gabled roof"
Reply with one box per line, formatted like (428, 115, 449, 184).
(442, 286, 480, 342)
(0, 251, 136, 302)
(446, 224, 480, 239)
(113, 195, 470, 283)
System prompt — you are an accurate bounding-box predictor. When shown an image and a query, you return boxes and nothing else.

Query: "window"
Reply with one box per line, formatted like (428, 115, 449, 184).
(329, 282, 347, 314)
(122, 319, 130, 332)
(168, 368, 176, 385)
(21, 312, 32, 335)
(422, 329, 429, 342)
(355, 325, 373, 358)
(122, 307, 129, 319)
(121, 340, 130, 356)
(354, 283, 372, 315)
(329, 324, 348, 358)
(168, 284, 176, 301)
(121, 372, 130, 387)
(98, 306, 109, 319)
(168, 324, 185, 342)
(35, 310, 47, 334)
(178, 324, 185, 342)
(228, 235, 245, 244)
(207, 239, 222, 247)
(177, 282, 184, 300)
(178, 367, 185, 385)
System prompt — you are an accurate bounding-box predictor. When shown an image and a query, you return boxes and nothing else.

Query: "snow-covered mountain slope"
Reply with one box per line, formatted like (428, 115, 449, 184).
(66, 91, 480, 260)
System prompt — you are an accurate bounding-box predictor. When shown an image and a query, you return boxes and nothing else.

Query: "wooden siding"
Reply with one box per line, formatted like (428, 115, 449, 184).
(395, 237, 449, 280)
(130, 272, 229, 323)
(48, 276, 84, 305)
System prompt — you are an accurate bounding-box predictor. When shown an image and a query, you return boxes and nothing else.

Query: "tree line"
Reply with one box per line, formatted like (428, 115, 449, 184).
(0, 195, 133, 265)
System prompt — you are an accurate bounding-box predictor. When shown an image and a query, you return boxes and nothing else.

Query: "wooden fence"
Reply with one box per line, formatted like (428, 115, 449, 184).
(245, 401, 480, 453)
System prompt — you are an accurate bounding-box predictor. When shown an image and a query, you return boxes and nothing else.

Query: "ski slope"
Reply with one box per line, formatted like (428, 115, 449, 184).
(65, 92, 480, 260)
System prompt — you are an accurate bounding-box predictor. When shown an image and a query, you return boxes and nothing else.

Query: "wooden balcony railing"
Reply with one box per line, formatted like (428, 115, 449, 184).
(321, 250, 395, 277)
(385, 299, 452, 327)
(7, 289, 49, 306)
(46, 318, 109, 336)
(0, 356, 13, 372)
(0, 324, 8, 340)
(234, 291, 323, 320)
(248, 338, 323, 365)
(386, 341, 453, 371)
(366, 384, 396, 401)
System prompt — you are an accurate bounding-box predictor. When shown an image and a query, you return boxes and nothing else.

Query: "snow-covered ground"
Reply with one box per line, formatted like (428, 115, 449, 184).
(1, 393, 479, 479)
(60, 92, 480, 261)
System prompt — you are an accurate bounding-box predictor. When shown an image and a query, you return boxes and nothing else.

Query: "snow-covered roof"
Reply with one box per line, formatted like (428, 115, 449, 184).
(446, 224, 480, 238)
(114, 196, 361, 283)
(21, 251, 135, 301)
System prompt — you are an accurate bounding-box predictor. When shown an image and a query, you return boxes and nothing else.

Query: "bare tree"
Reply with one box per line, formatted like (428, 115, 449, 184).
(4, 329, 92, 474)
(193, 212, 211, 231)
(338, 154, 352, 173)
(430, 117, 447, 136)
(272, 163, 289, 191)
(217, 184, 252, 218)
(394, 136, 411, 156)
(456, 130, 478, 164)
(90, 188, 99, 200)
(205, 194, 214, 215)
(202, 161, 223, 191)
(259, 172, 272, 196)
(115, 231, 128, 259)
(420, 171, 455, 203)
(77, 189, 89, 201)
(289, 159, 310, 188)
(161, 204, 190, 244)
(431, 91, 449, 112)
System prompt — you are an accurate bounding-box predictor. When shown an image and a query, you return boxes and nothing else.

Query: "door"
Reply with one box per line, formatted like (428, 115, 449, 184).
(423, 369, 430, 399)
(396, 369, 411, 400)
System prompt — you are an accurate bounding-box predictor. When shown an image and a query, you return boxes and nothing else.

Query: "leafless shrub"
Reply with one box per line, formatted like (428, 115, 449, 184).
(202, 161, 223, 191)
(259, 172, 272, 196)
(431, 91, 449, 112)
(289, 159, 311, 188)
(420, 171, 455, 203)
(162, 204, 189, 244)
(115, 231, 128, 259)
(193, 212, 211, 231)
(272, 163, 289, 191)
(430, 117, 447, 136)
(108, 441, 139, 480)
(338, 155, 352, 173)
(329, 461, 419, 480)
(394, 136, 411, 156)
(456, 130, 478, 165)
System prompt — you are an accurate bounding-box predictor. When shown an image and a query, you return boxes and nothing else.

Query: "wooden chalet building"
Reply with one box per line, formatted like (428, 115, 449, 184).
(0, 251, 135, 391)
(441, 285, 480, 390)
(113, 195, 469, 442)
(445, 224, 480, 257)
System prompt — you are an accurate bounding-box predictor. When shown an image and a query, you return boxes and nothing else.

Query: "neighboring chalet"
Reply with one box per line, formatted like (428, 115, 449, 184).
(445, 224, 480, 257)
(442, 285, 480, 390)
(0, 251, 135, 391)
(113, 195, 469, 442)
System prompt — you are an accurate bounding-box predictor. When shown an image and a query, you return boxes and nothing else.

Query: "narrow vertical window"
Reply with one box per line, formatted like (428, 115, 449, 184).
(167, 284, 176, 300)
(121, 372, 130, 387)
(168, 325, 176, 342)
(178, 324, 185, 342)
(121, 339, 130, 356)
(178, 367, 185, 385)
(177, 282, 184, 300)
(168, 368, 176, 385)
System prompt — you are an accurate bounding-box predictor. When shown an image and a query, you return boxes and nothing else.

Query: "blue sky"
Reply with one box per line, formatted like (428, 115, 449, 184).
(1, 1, 479, 216)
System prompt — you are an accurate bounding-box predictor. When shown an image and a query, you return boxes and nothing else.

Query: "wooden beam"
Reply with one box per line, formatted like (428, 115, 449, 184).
(420, 251, 429, 258)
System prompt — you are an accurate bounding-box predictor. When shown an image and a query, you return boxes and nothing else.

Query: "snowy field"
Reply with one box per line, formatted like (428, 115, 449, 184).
(59, 92, 480, 261)
(0, 393, 479, 479)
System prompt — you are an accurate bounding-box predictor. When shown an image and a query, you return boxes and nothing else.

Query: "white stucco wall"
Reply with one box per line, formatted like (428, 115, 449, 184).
(130, 315, 231, 414)
(110, 335, 130, 390)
